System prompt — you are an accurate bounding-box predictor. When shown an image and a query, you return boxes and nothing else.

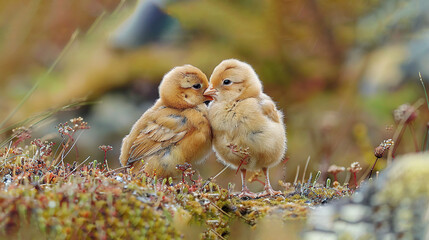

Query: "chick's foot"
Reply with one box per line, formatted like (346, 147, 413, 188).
(257, 187, 282, 198)
(238, 188, 258, 199)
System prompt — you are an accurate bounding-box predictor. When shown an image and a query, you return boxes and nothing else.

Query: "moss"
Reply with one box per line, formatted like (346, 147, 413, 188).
(0, 119, 353, 239)
(0, 153, 353, 239)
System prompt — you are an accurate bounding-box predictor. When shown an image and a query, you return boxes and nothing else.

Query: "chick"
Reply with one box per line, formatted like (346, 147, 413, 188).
(204, 59, 286, 198)
(120, 65, 212, 178)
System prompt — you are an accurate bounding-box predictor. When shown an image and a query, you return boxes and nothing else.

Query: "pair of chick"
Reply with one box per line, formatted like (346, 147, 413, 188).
(119, 59, 287, 198)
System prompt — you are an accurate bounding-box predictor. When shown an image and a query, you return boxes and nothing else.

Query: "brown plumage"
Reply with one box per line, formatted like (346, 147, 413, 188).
(120, 65, 212, 178)
(204, 59, 287, 198)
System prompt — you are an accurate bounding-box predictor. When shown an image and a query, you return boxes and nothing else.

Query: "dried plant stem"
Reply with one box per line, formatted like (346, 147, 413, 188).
(367, 157, 379, 179)
(52, 139, 72, 168)
(106, 166, 129, 175)
(344, 171, 350, 185)
(3, 141, 12, 162)
(85, 11, 106, 36)
(424, 125, 429, 151)
(210, 202, 231, 218)
(391, 126, 406, 158)
(111, 0, 126, 16)
(103, 152, 110, 172)
(63, 131, 85, 159)
(419, 72, 429, 111)
(293, 165, 300, 184)
(64, 156, 91, 179)
(387, 99, 424, 163)
(301, 156, 311, 183)
(408, 123, 419, 152)
(201, 164, 230, 190)
(211, 165, 230, 181)
(52, 130, 85, 168)
(210, 229, 226, 240)
(419, 72, 429, 151)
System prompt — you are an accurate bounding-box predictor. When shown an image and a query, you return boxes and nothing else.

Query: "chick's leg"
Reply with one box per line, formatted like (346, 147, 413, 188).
(238, 169, 257, 199)
(258, 167, 282, 197)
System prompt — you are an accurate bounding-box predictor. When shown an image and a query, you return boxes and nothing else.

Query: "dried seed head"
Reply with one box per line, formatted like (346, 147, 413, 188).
(99, 145, 113, 152)
(348, 162, 362, 173)
(70, 117, 90, 130)
(374, 139, 394, 158)
(327, 165, 345, 174)
(12, 127, 32, 141)
(374, 146, 384, 158)
(57, 117, 90, 136)
(393, 104, 418, 124)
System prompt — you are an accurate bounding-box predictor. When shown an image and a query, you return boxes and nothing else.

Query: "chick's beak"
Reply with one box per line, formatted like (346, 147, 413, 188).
(203, 86, 217, 101)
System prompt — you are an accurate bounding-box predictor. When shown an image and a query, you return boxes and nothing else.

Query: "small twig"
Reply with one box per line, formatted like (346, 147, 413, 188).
(201, 165, 230, 189)
(218, 203, 254, 225)
(63, 130, 85, 159)
(210, 202, 231, 218)
(367, 157, 379, 179)
(64, 156, 91, 179)
(106, 166, 129, 175)
(211, 165, 230, 181)
(51, 139, 70, 168)
(210, 229, 226, 240)
(52, 137, 66, 162)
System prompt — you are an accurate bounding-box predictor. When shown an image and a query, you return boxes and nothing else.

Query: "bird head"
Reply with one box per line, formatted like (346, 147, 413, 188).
(204, 59, 262, 102)
(159, 65, 211, 109)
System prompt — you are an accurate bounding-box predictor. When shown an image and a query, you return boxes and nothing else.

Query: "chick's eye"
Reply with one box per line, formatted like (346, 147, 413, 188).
(192, 83, 201, 89)
(223, 79, 232, 85)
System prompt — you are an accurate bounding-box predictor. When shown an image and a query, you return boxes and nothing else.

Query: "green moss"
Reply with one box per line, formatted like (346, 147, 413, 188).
(0, 119, 354, 239)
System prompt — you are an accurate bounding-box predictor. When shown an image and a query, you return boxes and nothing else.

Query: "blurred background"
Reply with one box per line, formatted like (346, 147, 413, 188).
(1, 0, 428, 191)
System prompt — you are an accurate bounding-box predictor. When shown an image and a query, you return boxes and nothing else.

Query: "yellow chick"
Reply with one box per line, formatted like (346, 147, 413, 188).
(119, 65, 212, 178)
(204, 59, 286, 198)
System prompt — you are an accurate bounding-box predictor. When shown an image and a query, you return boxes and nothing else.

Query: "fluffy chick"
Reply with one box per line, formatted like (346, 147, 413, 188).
(120, 65, 212, 178)
(204, 59, 286, 198)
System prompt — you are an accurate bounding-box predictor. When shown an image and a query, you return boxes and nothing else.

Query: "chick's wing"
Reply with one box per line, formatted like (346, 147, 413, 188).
(126, 113, 188, 166)
(259, 94, 280, 123)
